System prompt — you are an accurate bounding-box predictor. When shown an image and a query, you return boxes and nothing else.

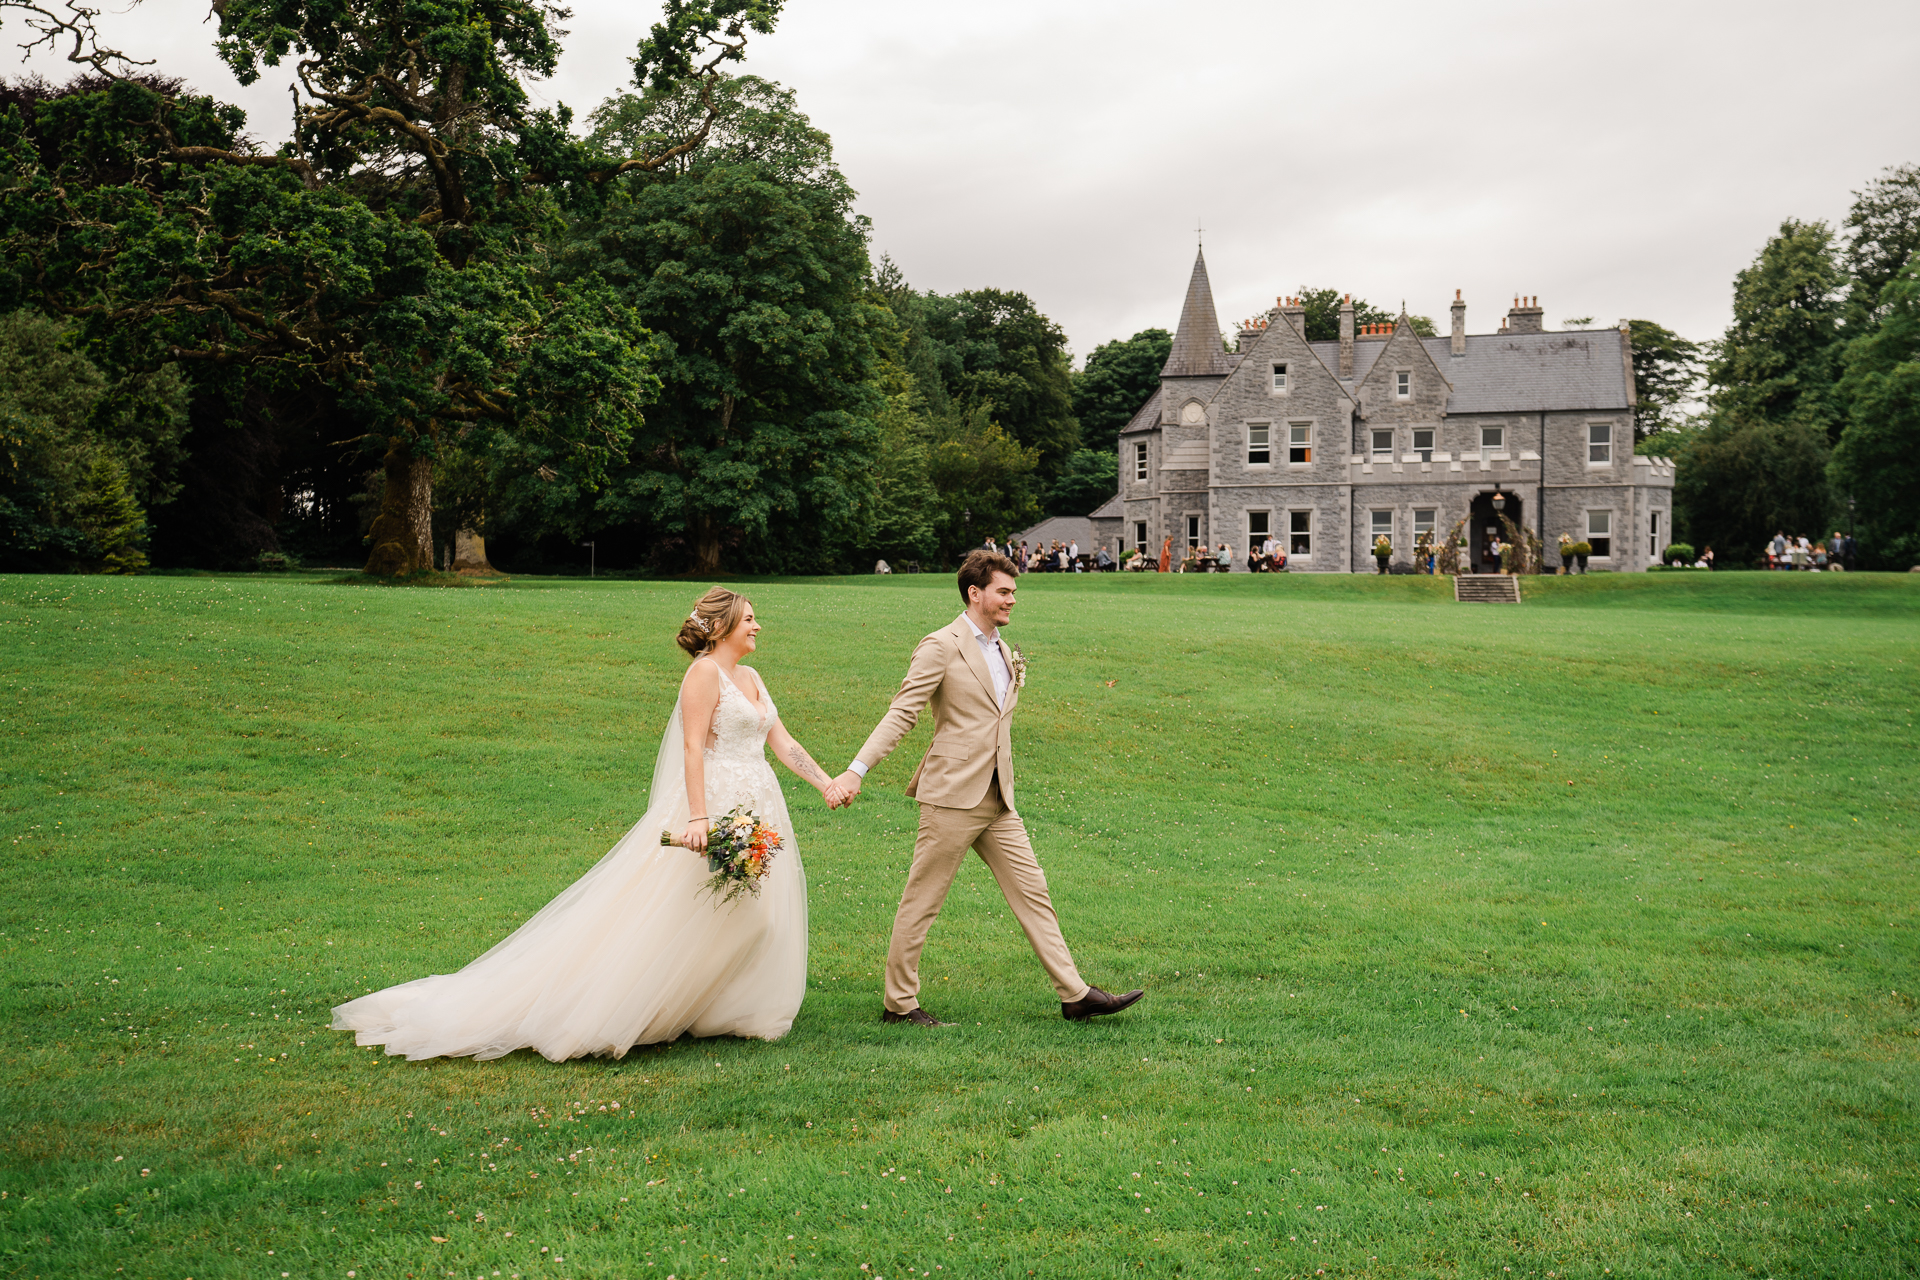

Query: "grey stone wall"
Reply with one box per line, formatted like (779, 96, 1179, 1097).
(1200, 309, 1355, 571)
(1109, 298, 1674, 573)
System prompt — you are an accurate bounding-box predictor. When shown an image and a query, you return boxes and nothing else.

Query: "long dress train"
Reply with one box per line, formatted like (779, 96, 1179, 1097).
(330, 665, 807, 1060)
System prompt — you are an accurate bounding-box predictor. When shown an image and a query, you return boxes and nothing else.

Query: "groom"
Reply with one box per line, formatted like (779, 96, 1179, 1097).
(832, 551, 1144, 1027)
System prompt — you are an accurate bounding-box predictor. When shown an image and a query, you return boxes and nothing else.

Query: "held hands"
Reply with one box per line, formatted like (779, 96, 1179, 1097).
(825, 770, 863, 810)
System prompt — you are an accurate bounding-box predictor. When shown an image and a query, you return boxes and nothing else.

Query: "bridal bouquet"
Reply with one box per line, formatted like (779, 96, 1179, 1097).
(661, 806, 783, 903)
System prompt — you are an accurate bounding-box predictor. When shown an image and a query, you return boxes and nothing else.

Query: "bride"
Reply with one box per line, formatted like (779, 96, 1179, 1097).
(331, 588, 844, 1060)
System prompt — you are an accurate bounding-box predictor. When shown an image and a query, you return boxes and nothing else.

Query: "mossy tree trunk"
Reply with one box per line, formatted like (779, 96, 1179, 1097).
(363, 441, 434, 576)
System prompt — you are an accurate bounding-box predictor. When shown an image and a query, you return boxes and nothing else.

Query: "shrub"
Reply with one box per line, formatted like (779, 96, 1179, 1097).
(1663, 542, 1696, 563)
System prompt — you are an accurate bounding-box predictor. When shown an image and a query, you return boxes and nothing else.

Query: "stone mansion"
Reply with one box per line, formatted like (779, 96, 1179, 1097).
(1087, 249, 1676, 572)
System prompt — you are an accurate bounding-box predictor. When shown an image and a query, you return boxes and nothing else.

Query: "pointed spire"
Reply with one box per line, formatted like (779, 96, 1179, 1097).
(1161, 247, 1236, 377)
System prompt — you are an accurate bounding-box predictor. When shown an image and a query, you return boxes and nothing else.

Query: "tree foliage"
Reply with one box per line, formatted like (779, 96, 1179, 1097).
(1704, 218, 1846, 440)
(555, 80, 882, 574)
(1046, 447, 1117, 518)
(897, 287, 1079, 480)
(1842, 162, 1920, 323)
(1673, 415, 1831, 564)
(1830, 261, 1920, 568)
(0, 308, 183, 570)
(0, 0, 786, 574)
(1072, 328, 1168, 453)
(1627, 319, 1704, 440)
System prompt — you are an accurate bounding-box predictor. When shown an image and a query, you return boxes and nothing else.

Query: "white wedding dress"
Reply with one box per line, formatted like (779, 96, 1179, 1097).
(332, 664, 807, 1059)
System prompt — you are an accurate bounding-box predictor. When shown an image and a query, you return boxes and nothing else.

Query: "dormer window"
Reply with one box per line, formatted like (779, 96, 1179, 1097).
(1271, 364, 1289, 394)
(1395, 371, 1411, 400)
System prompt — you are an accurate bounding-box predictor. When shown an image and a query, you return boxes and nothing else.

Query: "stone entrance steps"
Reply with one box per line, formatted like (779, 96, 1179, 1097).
(1454, 574, 1521, 603)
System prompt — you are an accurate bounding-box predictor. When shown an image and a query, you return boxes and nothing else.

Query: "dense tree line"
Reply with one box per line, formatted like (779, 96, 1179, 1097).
(0, 0, 1143, 576)
(1664, 163, 1920, 567)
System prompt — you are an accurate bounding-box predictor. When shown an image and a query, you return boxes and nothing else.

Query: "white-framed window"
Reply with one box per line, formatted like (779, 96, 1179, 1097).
(1395, 370, 1411, 400)
(1247, 422, 1271, 465)
(1586, 509, 1612, 558)
(1133, 440, 1148, 481)
(1185, 514, 1201, 551)
(1481, 425, 1505, 451)
(1371, 429, 1394, 461)
(1371, 509, 1394, 541)
(1589, 422, 1613, 465)
(1134, 521, 1148, 554)
(1413, 508, 1436, 538)
(1248, 510, 1270, 544)
(1412, 428, 1434, 462)
(1288, 423, 1312, 464)
(1271, 363, 1289, 394)
(1289, 510, 1312, 556)
(1649, 509, 1660, 558)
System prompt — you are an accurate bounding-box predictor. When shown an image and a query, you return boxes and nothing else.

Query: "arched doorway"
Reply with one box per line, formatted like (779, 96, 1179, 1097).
(1467, 489, 1523, 573)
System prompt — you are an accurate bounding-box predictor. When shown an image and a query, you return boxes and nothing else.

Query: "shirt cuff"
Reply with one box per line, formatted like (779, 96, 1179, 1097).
(847, 760, 869, 778)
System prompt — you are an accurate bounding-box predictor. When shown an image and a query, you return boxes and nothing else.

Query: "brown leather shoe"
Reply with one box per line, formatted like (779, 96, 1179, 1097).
(1062, 985, 1145, 1021)
(882, 1007, 954, 1027)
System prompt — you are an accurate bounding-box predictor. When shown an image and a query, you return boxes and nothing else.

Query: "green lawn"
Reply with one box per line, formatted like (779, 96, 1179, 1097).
(2, 569, 1916, 1279)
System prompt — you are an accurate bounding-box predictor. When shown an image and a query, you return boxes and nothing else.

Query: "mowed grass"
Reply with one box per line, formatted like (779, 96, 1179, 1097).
(1, 569, 1917, 1280)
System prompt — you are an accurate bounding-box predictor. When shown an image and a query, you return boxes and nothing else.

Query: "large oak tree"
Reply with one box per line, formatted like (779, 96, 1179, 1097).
(0, 0, 785, 574)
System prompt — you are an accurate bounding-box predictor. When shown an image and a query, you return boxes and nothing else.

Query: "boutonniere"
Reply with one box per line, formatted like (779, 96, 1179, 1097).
(1008, 645, 1027, 689)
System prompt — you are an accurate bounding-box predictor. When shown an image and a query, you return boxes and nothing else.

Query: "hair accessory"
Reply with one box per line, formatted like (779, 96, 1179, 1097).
(688, 611, 710, 633)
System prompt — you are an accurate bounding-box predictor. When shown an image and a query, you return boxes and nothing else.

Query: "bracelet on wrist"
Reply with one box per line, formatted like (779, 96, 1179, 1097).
(687, 815, 708, 822)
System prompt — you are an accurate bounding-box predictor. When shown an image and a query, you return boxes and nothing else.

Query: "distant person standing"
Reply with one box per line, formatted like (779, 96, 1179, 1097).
(1769, 531, 1787, 569)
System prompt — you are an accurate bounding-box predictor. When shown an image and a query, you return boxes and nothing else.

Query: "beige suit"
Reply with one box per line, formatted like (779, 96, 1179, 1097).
(855, 614, 1088, 1012)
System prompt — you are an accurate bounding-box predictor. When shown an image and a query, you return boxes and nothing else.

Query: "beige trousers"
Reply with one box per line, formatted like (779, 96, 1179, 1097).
(884, 784, 1088, 1012)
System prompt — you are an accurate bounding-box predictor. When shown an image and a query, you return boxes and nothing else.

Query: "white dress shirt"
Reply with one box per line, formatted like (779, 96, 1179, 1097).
(964, 613, 1012, 706)
(848, 614, 1008, 779)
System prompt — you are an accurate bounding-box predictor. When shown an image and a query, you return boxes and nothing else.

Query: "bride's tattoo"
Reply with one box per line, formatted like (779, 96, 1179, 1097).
(784, 742, 832, 787)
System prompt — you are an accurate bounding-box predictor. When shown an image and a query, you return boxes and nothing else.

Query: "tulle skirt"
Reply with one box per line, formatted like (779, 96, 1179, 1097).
(331, 784, 807, 1061)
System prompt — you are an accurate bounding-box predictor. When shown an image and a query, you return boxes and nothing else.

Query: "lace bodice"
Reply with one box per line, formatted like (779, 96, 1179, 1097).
(702, 666, 778, 814)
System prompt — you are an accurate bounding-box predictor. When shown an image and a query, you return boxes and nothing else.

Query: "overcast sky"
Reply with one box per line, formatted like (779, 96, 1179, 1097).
(13, 0, 1917, 362)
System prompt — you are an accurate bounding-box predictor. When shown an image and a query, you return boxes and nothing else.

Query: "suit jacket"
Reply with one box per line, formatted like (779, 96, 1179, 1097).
(854, 614, 1018, 811)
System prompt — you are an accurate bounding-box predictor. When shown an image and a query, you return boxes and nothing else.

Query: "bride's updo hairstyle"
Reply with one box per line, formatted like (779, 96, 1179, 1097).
(676, 587, 751, 657)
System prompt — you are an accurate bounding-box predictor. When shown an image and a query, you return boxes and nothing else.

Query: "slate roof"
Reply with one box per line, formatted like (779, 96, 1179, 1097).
(1015, 515, 1096, 549)
(1087, 493, 1122, 519)
(1161, 248, 1238, 377)
(1307, 328, 1631, 413)
(1116, 392, 1161, 435)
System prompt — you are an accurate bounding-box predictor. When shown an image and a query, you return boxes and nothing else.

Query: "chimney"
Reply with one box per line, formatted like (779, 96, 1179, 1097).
(1338, 293, 1354, 377)
(1450, 289, 1467, 357)
(1279, 294, 1306, 334)
(1506, 293, 1545, 335)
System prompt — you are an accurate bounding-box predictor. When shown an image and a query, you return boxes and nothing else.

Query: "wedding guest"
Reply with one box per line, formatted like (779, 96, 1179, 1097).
(1813, 542, 1829, 570)
(1702, 545, 1715, 570)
